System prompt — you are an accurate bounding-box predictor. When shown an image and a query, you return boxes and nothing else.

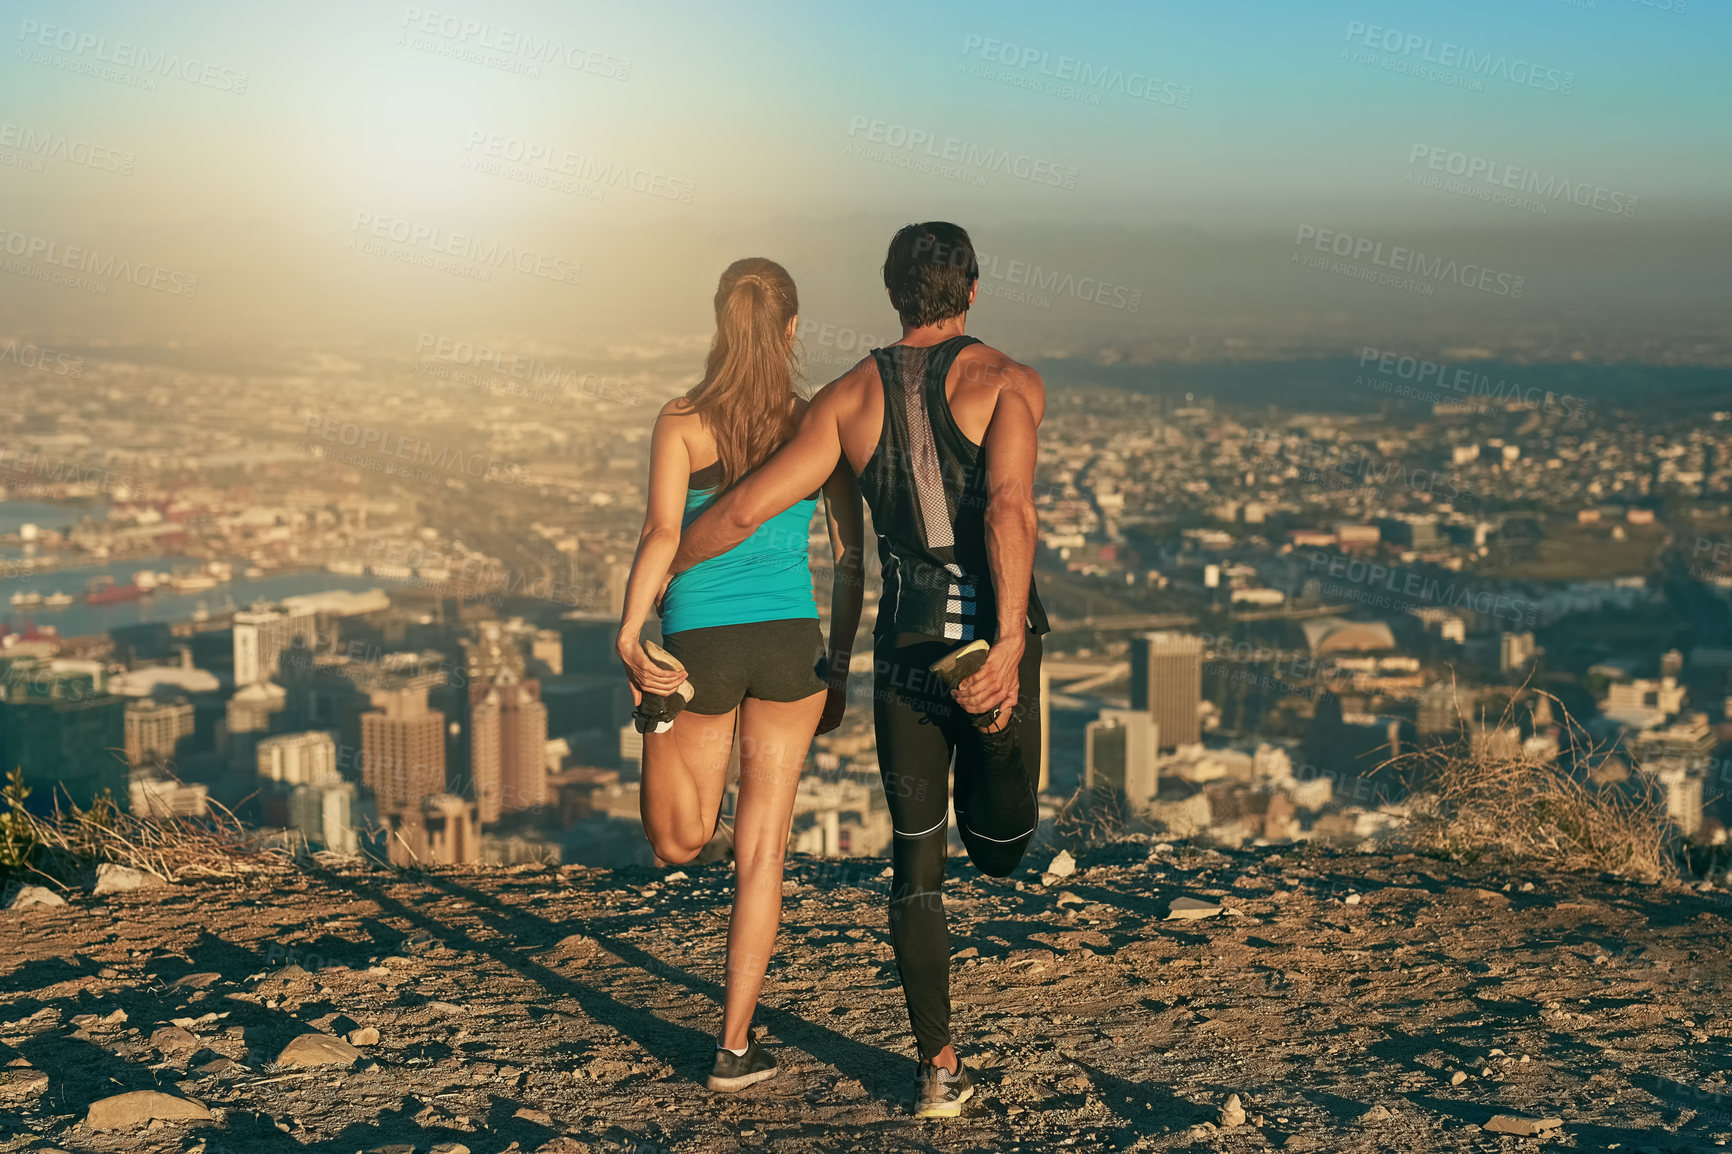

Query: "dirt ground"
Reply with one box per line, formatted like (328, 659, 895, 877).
(2, 840, 1729, 1152)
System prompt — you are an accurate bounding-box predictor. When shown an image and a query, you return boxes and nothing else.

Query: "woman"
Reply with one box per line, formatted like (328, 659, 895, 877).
(616, 257, 864, 1092)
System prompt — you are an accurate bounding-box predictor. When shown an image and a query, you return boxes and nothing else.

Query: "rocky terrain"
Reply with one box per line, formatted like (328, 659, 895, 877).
(1, 841, 1730, 1153)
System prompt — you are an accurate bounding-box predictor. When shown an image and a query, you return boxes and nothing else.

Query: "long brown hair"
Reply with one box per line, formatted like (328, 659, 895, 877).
(683, 257, 800, 490)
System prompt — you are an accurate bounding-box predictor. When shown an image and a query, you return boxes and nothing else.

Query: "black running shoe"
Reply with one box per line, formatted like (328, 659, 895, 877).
(914, 1058, 974, 1118)
(707, 1032, 777, 1093)
(632, 639, 695, 735)
(928, 640, 998, 729)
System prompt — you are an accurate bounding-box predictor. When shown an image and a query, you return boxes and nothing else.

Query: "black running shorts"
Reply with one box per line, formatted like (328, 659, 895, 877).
(659, 618, 827, 715)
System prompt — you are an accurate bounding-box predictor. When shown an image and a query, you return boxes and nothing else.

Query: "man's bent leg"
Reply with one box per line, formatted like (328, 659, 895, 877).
(955, 631, 1043, 877)
(875, 633, 962, 1061)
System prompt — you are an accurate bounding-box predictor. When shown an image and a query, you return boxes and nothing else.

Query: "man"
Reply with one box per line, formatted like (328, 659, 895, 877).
(670, 221, 1049, 1117)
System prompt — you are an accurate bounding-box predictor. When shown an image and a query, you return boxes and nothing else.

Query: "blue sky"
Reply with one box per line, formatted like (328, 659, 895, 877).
(0, 0, 1725, 353)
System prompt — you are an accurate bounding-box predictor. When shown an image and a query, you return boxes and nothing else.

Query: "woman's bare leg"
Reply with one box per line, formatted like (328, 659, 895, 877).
(720, 689, 825, 1049)
(639, 708, 738, 864)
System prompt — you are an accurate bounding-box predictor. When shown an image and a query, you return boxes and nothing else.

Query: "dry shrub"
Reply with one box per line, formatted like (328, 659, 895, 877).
(1, 769, 290, 892)
(1381, 693, 1675, 883)
(1052, 781, 1131, 857)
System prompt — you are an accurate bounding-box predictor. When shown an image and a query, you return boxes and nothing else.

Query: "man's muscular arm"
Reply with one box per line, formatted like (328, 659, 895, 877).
(953, 367, 1044, 733)
(669, 379, 848, 575)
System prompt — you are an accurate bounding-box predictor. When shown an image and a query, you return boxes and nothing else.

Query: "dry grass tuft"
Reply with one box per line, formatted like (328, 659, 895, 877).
(1380, 692, 1676, 883)
(1052, 781, 1133, 857)
(2, 768, 292, 892)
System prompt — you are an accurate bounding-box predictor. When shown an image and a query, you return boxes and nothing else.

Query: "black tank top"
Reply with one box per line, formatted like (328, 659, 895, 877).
(858, 335, 1049, 642)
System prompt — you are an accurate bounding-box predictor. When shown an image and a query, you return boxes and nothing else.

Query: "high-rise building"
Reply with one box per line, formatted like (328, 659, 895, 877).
(233, 607, 316, 687)
(1130, 632, 1203, 750)
(619, 722, 644, 776)
(361, 684, 446, 813)
(382, 793, 479, 866)
(257, 731, 340, 786)
(1037, 663, 1051, 794)
(123, 698, 195, 767)
(128, 774, 209, 817)
(466, 673, 549, 821)
(468, 687, 502, 823)
(497, 677, 548, 813)
(1084, 709, 1160, 811)
(225, 680, 289, 771)
(1500, 632, 1536, 674)
(560, 612, 619, 677)
(0, 658, 126, 804)
(462, 620, 527, 683)
(288, 779, 368, 855)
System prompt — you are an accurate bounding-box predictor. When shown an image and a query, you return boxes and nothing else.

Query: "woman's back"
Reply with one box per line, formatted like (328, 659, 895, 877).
(659, 405, 818, 635)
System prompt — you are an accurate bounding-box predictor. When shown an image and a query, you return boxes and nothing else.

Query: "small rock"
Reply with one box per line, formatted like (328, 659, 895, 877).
(92, 863, 166, 895)
(171, 972, 222, 989)
(1520, 882, 1535, 892)
(149, 1025, 199, 1055)
(0, 1067, 49, 1100)
(430, 1144, 472, 1154)
(534, 1140, 586, 1154)
(1344, 893, 1362, 905)
(953, 947, 979, 960)
(1449, 1070, 1468, 1086)
(1045, 850, 1077, 880)
(86, 1089, 212, 1128)
(1167, 897, 1223, 920)
(195, 1057, 239, 1076)
(662, 870, 688, 882)
(1056, 891, 1086, 908)
(1484, 1114, 1563, 1136)
(1219, 1092, 1246, 1127)
(4, 885, 67, 910)
(276, 1032, 361, 1068)
(426, 1000, 464, 1015)
(347, 1026, 381, 1046)
(1358, 1104, 1391, 1123)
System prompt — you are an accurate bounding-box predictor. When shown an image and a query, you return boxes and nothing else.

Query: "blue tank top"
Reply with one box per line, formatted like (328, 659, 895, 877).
(661, 461, 819, 635)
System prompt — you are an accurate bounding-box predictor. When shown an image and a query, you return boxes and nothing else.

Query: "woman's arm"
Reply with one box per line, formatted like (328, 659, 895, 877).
(817, 462, 865, 734)
(616, 405, 693, 701)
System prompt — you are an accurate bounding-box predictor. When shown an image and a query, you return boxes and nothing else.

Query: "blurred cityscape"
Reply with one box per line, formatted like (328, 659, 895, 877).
(3, 337, 1730, 867)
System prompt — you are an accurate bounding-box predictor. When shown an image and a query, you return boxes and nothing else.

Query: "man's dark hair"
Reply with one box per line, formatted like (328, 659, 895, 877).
(883, 222, 977, 328)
